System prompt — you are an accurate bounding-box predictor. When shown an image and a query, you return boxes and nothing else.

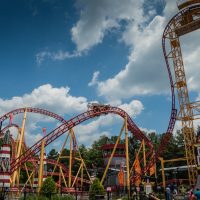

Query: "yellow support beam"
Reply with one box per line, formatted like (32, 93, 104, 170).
(72, 162, 83, 187)
(71, 129, 91, 182)
(142, 140, 147, 176)
(12, 108, 27, 186)
(52, 132, 70, 175)
(60, 167, 68, 188)
(130, 141, 143, 175)
(162, 157, 187, 163)
(125, 116, 130, 199)
(38, 139, 45, 192)
(158, 157, 166, 190)
(101, 121, 125, 185)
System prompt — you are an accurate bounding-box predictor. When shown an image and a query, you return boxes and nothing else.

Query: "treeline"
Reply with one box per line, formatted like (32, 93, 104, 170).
(46, 130, 187, 181)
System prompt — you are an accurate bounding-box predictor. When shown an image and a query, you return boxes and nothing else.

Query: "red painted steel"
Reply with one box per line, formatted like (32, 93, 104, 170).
(7, 106, 153, 174)
(0, 107, 67, 124)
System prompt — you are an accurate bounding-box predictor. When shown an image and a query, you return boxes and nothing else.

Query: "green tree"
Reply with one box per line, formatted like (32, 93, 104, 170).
(47, 149, 59, 160)
(41, 177, 56, 196)
(89, 178, 105, 200)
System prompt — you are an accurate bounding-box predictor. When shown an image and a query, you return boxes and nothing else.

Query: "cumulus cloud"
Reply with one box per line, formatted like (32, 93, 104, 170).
(74, 99, 144, 146)
(97, 16, 168, 102)
(71, 0, 145, 52)
(72, 0, 200, 104)
(65, 0, 174, 103)
(0, 84, 89, 147)
(88, 71, 100, 87)
(0, 84, 88, 116)
(119, 100, 144, 117)
(0, 83, 146, 147)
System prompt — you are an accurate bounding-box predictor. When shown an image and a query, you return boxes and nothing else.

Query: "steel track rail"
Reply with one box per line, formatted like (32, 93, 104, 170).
(8, 106, 153, 174)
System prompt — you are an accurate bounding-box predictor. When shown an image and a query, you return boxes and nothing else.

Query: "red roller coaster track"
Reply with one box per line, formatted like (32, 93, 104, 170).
(0, 106, 153, 174)
(0, 107, 67, 124)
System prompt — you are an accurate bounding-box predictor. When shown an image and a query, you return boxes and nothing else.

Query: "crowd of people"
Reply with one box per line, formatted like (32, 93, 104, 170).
(165, 184, 200, 200)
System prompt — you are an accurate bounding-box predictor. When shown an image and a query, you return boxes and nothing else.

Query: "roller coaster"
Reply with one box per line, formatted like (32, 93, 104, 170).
(0, 0, 200, 198)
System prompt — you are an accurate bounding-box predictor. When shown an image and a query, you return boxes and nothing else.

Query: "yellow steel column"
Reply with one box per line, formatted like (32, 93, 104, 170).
(72, 162, 83, 187)
(69, 129, 73, 187)
(101, 122, 125, 185)
(38, 139, 45, 192)
(71, 129, 91, 182)
(52, 132, 70, 175)
(12, 108, 27, 186)
(125, 116, 130, 199)
(159, 157, 166, 190)
(81, 162, 84, 190)
(142, 140, 147, 176)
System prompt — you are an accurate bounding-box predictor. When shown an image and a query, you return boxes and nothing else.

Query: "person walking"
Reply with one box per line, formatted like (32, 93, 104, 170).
(166, 185, 172, 200)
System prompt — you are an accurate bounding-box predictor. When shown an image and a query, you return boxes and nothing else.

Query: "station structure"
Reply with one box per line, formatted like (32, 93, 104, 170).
(0, 0, 200, 198)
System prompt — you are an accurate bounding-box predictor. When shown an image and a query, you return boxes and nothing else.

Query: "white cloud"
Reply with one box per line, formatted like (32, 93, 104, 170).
(82, 0, 200, 104)
(0, 84, 89, 147)
(71, 0, 145, 52)
(1, 84, 145, 148)
(36, 50, 81, 65)
(97, 16, 168, 102)
(74, 99, 144, 146)
(88, 71, 100, 87)
(0, 84, 88, 116)
(119, 100, 144, 118)
(140, 127, 156, 134)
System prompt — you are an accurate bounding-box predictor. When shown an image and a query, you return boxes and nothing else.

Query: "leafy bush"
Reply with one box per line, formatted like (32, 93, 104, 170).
(89, 178, 105, 200)
(41, 177, 56, 196)
(19, 194, 75, 200)
(52, 194, 75, 200)
(19, 195, 48, 200)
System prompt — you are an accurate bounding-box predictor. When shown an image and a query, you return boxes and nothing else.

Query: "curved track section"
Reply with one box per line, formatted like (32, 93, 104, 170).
(156, 34, 177, 157)
(161, 4, 200, 185)
(0, 107, 67, 124)
(9, 106, 153, 174)
(1, 124, 20, 134)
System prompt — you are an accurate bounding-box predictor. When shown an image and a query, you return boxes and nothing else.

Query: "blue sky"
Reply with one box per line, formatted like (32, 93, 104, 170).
(0, 0, 200, 149)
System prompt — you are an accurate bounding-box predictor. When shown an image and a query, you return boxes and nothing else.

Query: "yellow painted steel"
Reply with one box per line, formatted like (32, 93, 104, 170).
(60, 166, 68, 188)
(100, 122, 125, 185)
(159, 157, 187, 189)
(68, 129, 73, 187)
(60, 156, 81, 161)
(52, 132, 70, 175)
(142, 140, 147, 176)
(81, 162, 84, 190)
(12, 109, 27, 186)
(163, 158, 187, 163)
(24, 163, 33, 188)
(21, 171, 34, 192)
(165, 2, 200, 185)
(170, 36, 197, 185)
(72, 162, 83, 187)
(130, 141, 143, 175)
(125, 116, 130, 199)
(38, 139, 45, 192)
(158, 157, 166, 190)
(51, 128, 91, 187)
(71, 129, 91, 182)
